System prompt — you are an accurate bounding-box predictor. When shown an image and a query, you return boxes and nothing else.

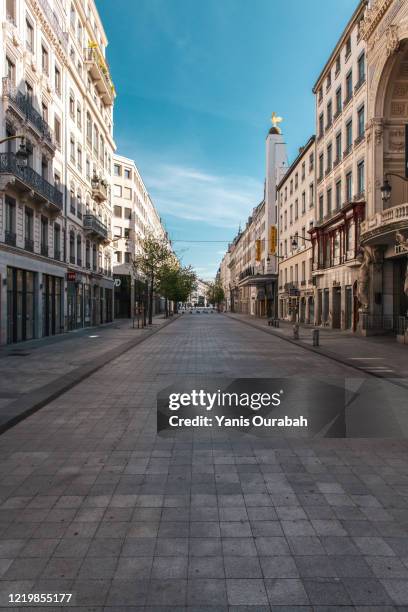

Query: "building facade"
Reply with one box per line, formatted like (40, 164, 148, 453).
(310, 1, 367, 331)
(277, 136, 316, 323)
(112, 153, 168, 319)
(218, 120, 288, 317)
(359, 0, 408, 341)
(0, 0, 115, 345)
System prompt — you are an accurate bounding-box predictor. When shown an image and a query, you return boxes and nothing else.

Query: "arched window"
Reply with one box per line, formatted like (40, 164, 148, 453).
(69, 230, 75, 264)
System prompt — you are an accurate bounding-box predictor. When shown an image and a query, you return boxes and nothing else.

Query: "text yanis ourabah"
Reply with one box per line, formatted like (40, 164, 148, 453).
(167, 389, 307, 428)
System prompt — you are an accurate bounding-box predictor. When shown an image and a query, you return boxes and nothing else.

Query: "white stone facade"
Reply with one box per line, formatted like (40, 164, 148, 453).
(277, 137, 316, 323)
(0, 0, 116, 344)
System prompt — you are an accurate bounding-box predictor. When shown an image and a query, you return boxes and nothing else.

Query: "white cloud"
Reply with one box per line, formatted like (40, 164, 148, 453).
(145, 163, 263, 229)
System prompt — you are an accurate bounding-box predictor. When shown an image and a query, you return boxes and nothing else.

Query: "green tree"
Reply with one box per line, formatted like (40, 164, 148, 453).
(206, 281, 225, 310)
(133, 233, 172, 324)
(157, 263, 197, 314)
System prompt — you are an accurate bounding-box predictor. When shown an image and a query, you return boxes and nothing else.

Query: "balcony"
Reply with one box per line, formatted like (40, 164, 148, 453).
(84, 47, 115, 106)
(361, 202, 408, 244)
(354, 77, 366, 94)
(83, 214, 109, 243)
(343, 93, 353, 108)
(91, 176, 108, 202)
(41, 244, 48, 257)
(333, 157, 341, 168)
(325, 165, 332, 177)
(2, 78, 55, 150)
(333, 109, 342, 121)
(343, 145, 353, 159)
(354, 133, 365, 147)
(37, 0, 68, 50)
(4, 230, 16, 246)
(0, 153, 63, 212)
(54, 249, 61, 261)
(25, 238, 34, 252)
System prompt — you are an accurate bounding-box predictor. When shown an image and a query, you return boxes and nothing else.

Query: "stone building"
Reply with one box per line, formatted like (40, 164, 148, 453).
(310, 0, 367, 331)
(277, 136, 316, 323)
(111, 153, 168, 319)
(359, 0, 408, 342)
(0, 0, 115, 344)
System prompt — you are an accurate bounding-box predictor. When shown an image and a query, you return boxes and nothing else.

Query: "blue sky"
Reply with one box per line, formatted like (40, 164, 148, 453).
(97, 0, 359, 279)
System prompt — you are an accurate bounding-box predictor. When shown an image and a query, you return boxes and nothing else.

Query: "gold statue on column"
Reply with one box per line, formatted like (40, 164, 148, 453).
(271, 112, 283, 133)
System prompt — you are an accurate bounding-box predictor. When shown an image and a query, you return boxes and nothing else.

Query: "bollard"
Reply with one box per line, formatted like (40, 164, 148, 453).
(312, 329, 320, 346)
(293, 322, 300, 340)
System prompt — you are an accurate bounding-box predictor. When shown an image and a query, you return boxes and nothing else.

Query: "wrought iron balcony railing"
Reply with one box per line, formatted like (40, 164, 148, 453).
(0, 153, 63, 211)
(37, 0, 68, 50)
(4, 230, 16, 246)
(2, 78, 55, 147)
(83, 214, 109, 241)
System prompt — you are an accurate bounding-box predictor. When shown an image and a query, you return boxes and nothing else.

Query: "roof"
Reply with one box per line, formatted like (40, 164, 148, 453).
(312, 0, 367, 93)
(276, 136, 316, 191)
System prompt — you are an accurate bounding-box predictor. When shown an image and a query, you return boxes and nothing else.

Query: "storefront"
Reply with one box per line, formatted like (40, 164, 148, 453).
(67, 271, 83, 331)
(42, 274, 63, 337)
(7, 267, 36, 344)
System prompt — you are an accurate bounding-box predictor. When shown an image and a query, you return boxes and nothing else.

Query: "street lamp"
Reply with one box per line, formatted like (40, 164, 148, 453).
(291, 234, 313, 249)
(0, 135, 29, 168)
(380, 173, 408, 202)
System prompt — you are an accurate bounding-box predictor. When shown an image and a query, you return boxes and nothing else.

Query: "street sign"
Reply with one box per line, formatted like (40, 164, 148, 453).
(67, 271, 76, 282)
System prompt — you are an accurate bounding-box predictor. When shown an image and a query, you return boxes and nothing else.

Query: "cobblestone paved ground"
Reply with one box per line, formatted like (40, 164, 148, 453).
(0, 314, 408, 611)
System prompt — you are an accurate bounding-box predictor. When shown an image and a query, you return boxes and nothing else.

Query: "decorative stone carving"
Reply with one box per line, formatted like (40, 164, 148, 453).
(393, 82, 408, 98)
(385, 24, 400, 57)
(389, 128, 405, 150)
(391, 101, 406, 116)
(360, 0, 393, 41)
(396, 230, 408, 251)
(356, 248, 372, 310)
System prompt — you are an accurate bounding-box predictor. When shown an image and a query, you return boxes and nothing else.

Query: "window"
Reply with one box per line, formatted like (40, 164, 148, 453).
(290, 180, 293, 195)
(113, 226, 121, 238)
(77, 235, 82, 266)
(113, 184, 122, 197)
(54, 224, 61, 259)
(309, 152, 314, 171)
(124, 187, 132, 200)
(125, 207, 132, 219)
(54, 65, 61, 96)
(6, 0, 16, 24)
(319, 113, 324, 137)
(77, 146, 82, 172)
(335, 87, 342, 114)
(327, 143, 332, 171)
(77, 21, 82, 45)
(357, 160, 365, 194)
(26, 17, 34, 52)
(318, 153, 323, 179)
(69, 92, 75, 118)
(41, 155, 48, 180)
(302, 261, 306, 282)
(326, 73, 331, 91)
(115, 251, 122, 263)
(77, 103, 82, 129)
(25, 81, 33, 102)
(345, 36, 351, 58)
(302, 192, 306, 214)
(290, 204, 293, 224)
(114, 163, 121, 176)
(319, 194, 324, 220)
(345, 70, 353, 101)
(114, 205, 122, 217)
(295, 199, 298, 220)
(318, 88, 323, 103)
(86, 113, 92, 144)
(358, 52, 365, 84)
(357, 105, 365, 138)
(124, 252, 131, 264)
(327, 188, 332, 216)
(335, 132, 342, 161)
(70, 3, 76, 30)
(86, 158, 90, 181)
(335, 180, 342, 209)
(301, 162, 305, 181)
(327, 100, 332, 126)
(42, 101, 48, 123)
(5, 196, 16, 241)
(309, 184, 314, 207)
(41, 44, 49, 75)
(41, 216, 48, 252)
(346, 120, 353, 150)
(124, 168, 131, 179)
(70, 136, 75, 162)
(6, 56, 15, 85)
(346, 171, 353, 202)
(294, 173, 298, 189)
(93, 125, 99, 156)
(25, 207, 34, 249)
(124, 227, 130, 238)
(335, 55, 341, 75)
(70, 187, 76, 214)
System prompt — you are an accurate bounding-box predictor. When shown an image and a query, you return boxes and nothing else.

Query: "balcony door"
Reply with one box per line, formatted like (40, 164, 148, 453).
(7, 267, 35, 343)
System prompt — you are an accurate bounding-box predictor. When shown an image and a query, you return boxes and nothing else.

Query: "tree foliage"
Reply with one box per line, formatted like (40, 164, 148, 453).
(206, 280, 225, 307)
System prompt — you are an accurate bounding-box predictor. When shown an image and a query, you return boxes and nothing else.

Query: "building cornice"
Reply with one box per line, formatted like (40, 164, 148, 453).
(360, 0, 393, 40)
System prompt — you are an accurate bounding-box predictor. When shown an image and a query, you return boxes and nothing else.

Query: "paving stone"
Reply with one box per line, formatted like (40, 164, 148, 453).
(226, 578, 269, 605)
(264, 578, 310, 605)
(224, 556, 261, 578)
(188, 555, 224, 578)
(187, 578, 227, 605)
(343, 577, 393, 605)
(259, 555, 299, 578)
